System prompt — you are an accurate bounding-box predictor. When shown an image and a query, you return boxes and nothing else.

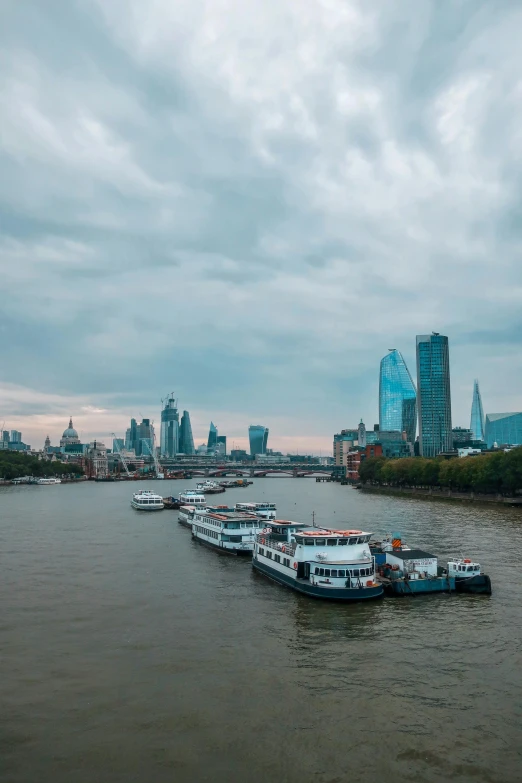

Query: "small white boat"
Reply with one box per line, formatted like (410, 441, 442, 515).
(131, 489, 164, 511)
(36, 477, 62, 485)
(196, 480, 219, 491)
(235, 502, 276, 520)
(179, 490, 207, 506)
(447, 557, 492, 594)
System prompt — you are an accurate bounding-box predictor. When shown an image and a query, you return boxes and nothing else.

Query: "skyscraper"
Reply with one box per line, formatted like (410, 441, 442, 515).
(216, 435, 227, 456)
(137, 418, 153, 457)
(179, 411, 195, 455)
(249, 425, 269, 457)
(470, 379, 485, 441)
(160, 394, 179, 457)
(207, 422, 218, 451)
(416, 333, 453, 457)
(125, 418, 138, 452)
(379, 349, 417, 443)
(485, 412, 522, 448)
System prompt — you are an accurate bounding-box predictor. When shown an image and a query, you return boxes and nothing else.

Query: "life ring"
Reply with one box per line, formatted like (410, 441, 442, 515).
(293, 562, 297, 570)
(463, 558, 471, 563)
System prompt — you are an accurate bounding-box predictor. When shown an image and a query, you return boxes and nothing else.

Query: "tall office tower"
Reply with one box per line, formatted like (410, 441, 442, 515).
(112, 438, 125, 453)
(379, 349, 417, 443)
(216, 435, 227, 455)
(249, 425, 269, 457)
(416, 333, 453, 457)
(207, 422, 218, 450)
(137, 418, 153, 457)
(470, 379, 485, 441)
(2, 430, 9, 444)
(10, 430, 22, 443)
(160, 394, 179, 457)
(179, 411, 195, 455)
(125, 418, 138, 452)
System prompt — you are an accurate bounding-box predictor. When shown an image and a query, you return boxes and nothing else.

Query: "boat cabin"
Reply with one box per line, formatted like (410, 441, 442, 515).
(385, 549, 438, 577)
(235, 502, 276, 520)
(447, 558, 481, 577)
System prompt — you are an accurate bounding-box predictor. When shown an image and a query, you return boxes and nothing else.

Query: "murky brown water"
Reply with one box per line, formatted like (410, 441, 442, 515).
(1, 478, 521, 783)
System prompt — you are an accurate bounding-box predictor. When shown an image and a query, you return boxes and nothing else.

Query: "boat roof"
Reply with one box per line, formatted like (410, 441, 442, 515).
(203, 511, 259, 521)
(297, 527, 370, 537)
(267, 520, 307, 527)
(389, 548, 435, 560)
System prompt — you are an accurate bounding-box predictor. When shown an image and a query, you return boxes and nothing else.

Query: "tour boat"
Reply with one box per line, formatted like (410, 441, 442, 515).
(179, 489, 207, 506)
(36, 477, 62, 485)
(131, 489, 165, 511)
(253, 522, 383, 601)
(235, 502, 276, 520)
(447, 557, 492, 594)
(191, 508, 265, 555)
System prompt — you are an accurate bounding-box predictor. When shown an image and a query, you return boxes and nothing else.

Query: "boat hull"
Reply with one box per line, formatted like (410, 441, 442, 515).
(455, 575, 492, 595)
(192, 532, 253, 556)
(253, 558, 384, 601)
(130, 501, 164, 511)
(380, 576, 455, 596)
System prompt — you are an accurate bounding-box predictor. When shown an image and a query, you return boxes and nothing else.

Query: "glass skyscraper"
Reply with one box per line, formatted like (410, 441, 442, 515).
(485, 412, 522, 448)
(470, 379, 485, 441)
(249, 425, 269, 457)
(160, 394, 179, 457)
(379, 349, 417, 443)
(179, 411, 195, 455)
(207, 422, 218, 450)
(416, 334, 452, 457)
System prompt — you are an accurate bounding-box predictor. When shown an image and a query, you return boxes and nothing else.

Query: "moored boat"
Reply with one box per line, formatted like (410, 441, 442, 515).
(191, 509, 264, 555)
(253, 522, 383, 601)
(235, 502, 276, 520)
(131, 489, 164, 511)
(36, 477, 62, 485)
(447, 557, 492, 595)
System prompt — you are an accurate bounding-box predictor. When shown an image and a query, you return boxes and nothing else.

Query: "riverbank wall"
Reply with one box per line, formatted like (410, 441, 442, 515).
(361, 484, 522, 507)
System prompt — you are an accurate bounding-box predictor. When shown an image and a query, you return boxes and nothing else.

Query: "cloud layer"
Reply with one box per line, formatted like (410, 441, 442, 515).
(1, 0, 521, 449)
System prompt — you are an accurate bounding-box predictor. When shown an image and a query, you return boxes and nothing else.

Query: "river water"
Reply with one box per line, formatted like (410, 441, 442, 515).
(1, 478, 521, 783)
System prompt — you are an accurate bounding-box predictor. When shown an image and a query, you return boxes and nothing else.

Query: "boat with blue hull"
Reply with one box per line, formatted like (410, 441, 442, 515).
(447, 557, 492, 595)
(253, 521, 383, 602)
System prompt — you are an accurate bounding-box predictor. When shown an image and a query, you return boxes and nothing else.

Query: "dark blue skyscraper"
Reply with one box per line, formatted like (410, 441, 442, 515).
(379, 349, 417, 443)
(179, 411, 195, 455)
(470, 379, 485, 441)
(249, 425, 269, 457)
(416, 333, 452, 457)
(207, 422, 218, 450)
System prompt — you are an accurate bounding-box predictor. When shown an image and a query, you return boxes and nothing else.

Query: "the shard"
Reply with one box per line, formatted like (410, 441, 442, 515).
(470, 379, 485, 441)
(379, 349, 417, 443)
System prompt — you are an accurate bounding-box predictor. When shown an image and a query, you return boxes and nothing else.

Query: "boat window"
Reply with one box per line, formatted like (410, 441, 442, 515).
(304, 539, 315, 546)
(338, 539, 348, 546)
(348, 538, 356, 545)
(467, 566, 474, 572)
(230, 536, 242, 543)
(315, 539, 326, 546)
(314, 567, 319, 575)
(324, 569, 330, 576)
(259, 548, 264, 555)
(357, 537, 366, 544)
(338, 570, 345, 577)
(331, 569, 338, 577)
(353, 569, 360, 576)
(319, 568, 324, 576)
(327, 539, 337, 546)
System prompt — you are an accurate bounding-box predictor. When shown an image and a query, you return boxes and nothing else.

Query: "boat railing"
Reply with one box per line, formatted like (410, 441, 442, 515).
(256, 534, 297, 556)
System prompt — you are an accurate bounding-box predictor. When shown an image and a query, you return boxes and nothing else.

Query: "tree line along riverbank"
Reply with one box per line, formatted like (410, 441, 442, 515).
(0, 451, 84, 481)
(359, 447, 522, 496)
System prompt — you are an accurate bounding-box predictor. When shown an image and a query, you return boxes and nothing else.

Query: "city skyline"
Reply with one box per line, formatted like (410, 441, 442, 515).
(378, 350, 417, 443)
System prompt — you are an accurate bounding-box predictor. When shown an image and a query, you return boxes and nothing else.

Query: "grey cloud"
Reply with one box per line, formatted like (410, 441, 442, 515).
(1, 0, 522, 448)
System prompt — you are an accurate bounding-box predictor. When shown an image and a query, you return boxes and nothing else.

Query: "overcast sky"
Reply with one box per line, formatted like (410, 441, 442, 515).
(1, 0, 521, 452)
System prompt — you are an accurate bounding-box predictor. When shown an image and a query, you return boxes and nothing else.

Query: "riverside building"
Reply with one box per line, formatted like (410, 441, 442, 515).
(249, 425, 269, 457)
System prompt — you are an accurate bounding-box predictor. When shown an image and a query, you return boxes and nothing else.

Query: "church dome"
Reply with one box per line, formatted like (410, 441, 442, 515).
(62, 418, 78, 439)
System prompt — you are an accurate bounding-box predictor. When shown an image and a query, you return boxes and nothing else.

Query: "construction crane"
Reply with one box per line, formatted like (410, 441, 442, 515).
(144, 422, 164, 479)
(111, 433, 132, 478)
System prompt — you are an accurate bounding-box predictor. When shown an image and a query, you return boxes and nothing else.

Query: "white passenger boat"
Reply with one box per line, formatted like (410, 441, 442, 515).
(179, 489, 207, 506)
(191, 509, 265, 555)
(36, 477, 62, 485)
(196, 480, 219, 491)
(131, 489, 165, 511)
(235, 502, 276, 520)
(253, 522, 383, 601)
(447, 557, 492, 594)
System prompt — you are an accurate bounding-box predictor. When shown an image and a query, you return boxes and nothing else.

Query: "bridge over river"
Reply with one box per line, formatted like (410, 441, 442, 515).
(157, 461, 333, 478)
